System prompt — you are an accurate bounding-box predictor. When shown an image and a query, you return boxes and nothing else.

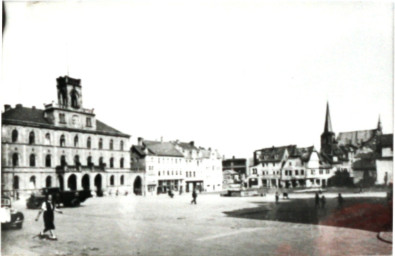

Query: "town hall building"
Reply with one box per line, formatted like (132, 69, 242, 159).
(1, 76, 135, 198)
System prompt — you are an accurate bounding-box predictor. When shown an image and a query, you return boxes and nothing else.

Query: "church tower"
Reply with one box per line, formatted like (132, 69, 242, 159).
(56, 76, 83, 110)
(320, 102, 336, 157)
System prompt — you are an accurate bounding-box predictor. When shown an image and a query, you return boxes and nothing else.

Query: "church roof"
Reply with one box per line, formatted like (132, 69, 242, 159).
(2, 105, 130, 138)
(337, 129, 377, 147)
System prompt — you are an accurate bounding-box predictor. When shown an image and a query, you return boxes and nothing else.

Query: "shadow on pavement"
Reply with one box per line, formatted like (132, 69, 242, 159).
(223, 197, 392, 232)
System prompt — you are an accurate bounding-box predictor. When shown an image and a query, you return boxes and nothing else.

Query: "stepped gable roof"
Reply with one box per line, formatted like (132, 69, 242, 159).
(378, 134, 393, 148)
(2, 105, 129, 137)
(142, 140, 184, 157)
(256, 145, 296, 163)
(337, 129, 377, 147)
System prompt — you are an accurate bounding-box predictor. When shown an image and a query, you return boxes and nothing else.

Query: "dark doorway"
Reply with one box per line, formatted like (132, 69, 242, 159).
(58, 175, 64, 190)
(68, 174, 77, 191)
(82, 174, 90, 191)
(94, 174, 102, 194)
(133, 176, 142, 195)
(46, 176, 52, 187)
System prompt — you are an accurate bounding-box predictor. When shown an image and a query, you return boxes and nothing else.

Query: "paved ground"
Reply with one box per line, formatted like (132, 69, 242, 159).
(2, 192, 392, 256)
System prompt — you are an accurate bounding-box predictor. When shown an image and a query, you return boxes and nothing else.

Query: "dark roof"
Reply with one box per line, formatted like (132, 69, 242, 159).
(293, 146, 314, 161)
(131, 145, 146, 157)
(2, 106, 129, 138)
(255, 145, 296, 163)
(175, 141, 198, 151)
(142, 140, 184, 157)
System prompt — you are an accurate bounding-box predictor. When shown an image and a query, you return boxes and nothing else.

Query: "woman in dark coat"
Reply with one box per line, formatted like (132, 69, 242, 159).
(35, 194, 62, 240)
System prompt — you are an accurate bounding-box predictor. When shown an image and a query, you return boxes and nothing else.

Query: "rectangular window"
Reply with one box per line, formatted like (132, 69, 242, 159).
(326, 169, 330, 174)
(311, 170, 315, 175)
(301, 170, 304, 175)
(319, 170, 323, 175)
(295, 170, 299, 175)
(86, 117, 92, 127)
(59, 113, 66, 124)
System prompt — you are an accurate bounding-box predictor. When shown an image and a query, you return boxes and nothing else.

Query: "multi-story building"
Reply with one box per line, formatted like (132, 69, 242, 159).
(222, 157, 247, 188)
(248, 145, 333, 189)
(1, 76, 134, 198)
(131, 138, 223, 195)
(131, 138, 185, 195)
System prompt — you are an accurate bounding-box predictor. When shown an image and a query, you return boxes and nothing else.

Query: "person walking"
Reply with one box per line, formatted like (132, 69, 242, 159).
(191, 189, 197, 205)
(275, 192, 279, 204)
(315, 192, 320, 207)
(35, 194, 62, 240)
(337, 193, 344, 208)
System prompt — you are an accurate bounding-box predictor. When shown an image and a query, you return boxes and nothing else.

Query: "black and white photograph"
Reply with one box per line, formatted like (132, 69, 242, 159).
(1, 0, 393, 255)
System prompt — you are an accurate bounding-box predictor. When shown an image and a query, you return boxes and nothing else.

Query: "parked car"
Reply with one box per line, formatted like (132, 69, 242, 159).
(26, 187, 92, 209)
(1, 196, 24, 229)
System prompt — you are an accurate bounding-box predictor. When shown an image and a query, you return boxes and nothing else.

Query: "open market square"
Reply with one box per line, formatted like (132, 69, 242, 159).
(1, 191, 392, 256)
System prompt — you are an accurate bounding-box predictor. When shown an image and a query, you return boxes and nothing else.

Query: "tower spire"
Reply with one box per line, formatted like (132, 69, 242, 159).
(324, 102, 333, 133)
(377, 115, 383, 132)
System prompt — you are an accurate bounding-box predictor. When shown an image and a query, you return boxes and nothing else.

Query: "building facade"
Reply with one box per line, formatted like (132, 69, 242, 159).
(222, 157, 247, 189)
(1, 76, 134, 198)
(131, 138, 223, 195)
(247, 145, 333, 189)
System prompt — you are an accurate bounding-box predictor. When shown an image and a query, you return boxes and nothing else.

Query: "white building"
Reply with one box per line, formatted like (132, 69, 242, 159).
(131, 138, 223, 195)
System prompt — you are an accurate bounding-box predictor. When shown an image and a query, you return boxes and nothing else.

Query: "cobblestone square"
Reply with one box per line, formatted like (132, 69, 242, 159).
(1, 193, 392, 256)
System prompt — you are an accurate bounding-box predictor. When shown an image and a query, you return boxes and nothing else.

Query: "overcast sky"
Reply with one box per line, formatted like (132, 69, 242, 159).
(1, 0, 393, 159)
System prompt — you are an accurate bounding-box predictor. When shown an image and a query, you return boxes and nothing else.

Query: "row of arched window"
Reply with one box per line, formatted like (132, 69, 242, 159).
(11, 153, 125, 168)
(12, 174, 125, 190)
(11, 129, 125, 150)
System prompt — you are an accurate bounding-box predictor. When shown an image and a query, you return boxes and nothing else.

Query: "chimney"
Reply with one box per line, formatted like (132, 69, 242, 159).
(4, 105, 11, 111)
(137, 137, 143, 146)
(32, 106, 36, 110)
(16, 104, 23, 108)
(189, 141, 194, 147)
(160, 136, 163, 142)
(232, 155, 235, 159)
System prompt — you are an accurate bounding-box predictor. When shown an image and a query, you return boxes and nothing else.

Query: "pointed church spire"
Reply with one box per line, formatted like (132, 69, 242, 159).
(324, 102, 333, 133)
(377, 115, 383, 132)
